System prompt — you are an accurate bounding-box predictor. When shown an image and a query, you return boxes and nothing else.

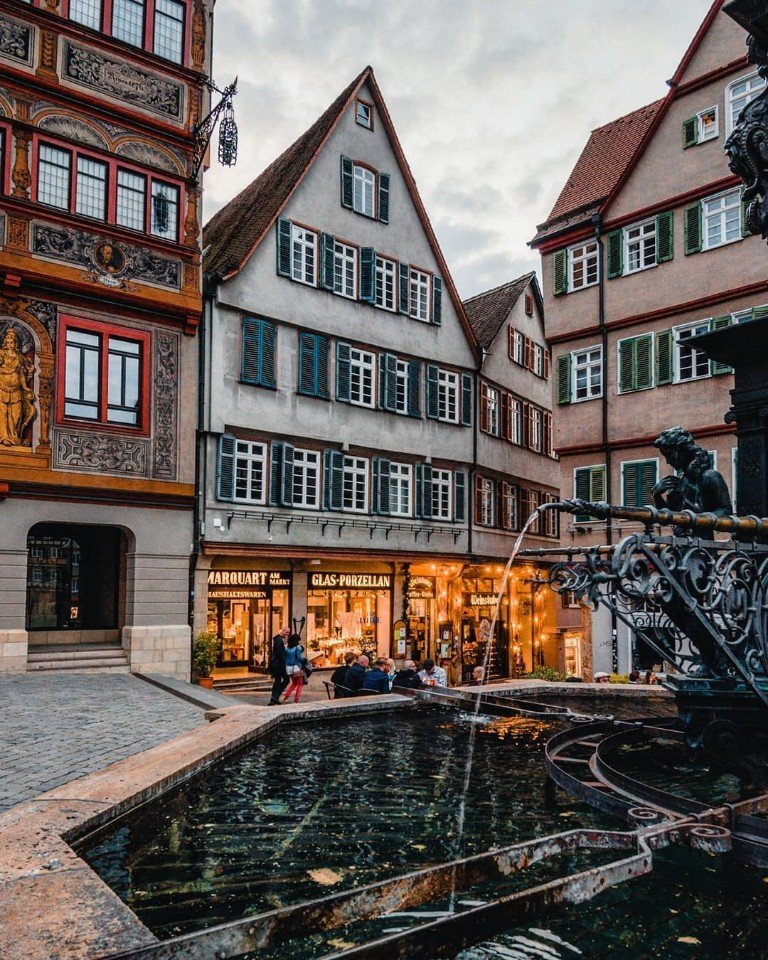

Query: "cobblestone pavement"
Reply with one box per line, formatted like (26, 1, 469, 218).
(0, 673, 206, 813)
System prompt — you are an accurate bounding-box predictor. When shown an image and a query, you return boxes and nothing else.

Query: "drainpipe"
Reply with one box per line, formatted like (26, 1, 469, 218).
(468, 361, 481, 559)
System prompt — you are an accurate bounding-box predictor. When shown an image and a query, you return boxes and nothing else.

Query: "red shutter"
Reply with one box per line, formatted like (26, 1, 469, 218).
(543, 411, 552, 457)
(525, 294, 534, 317)
(524, 337, 534, 371)
(508, 325, 515, 360)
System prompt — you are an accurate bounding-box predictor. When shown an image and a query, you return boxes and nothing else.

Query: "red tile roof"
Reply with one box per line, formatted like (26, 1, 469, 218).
(463, 272, 539, 351)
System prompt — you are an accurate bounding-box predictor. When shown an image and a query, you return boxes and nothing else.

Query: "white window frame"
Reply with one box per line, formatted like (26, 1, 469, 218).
(233, 441, 267, 505)
(512, 328, 525, 365)
(534, 344, 545, 378)
(342, 456, 368, 513)
(356, 100, 373, 130)
(292, 448, 321, 510)
(620, 457, 659, 510)
(333, 241, 357, 299)
(290, 224, 317, 286)
(702, 188, 742, 250)
(568, 240, 599, 290)
(389, 462, 412, 517)
(409, 268, 431, 322)
(353, 164, 376, 218)
(375, 256, 396, 311)
(529, 406, 542, 452)
(727, 72, 767, 134)
(707, 450, 717, 470)
(674, 321, 712, 383)
(624, 218, 657, 274)
(511, 397, 523, 445)
(697, 106, 719, 143)
(437, 369, 459, 424)
(394, 359, 409, 414)
(571, 345, 603, 403)
(479, 477, 496, 527)
(502, 483, 519, 531)
(349, 348, 376, 408)
(432, 469, 452, 521)
(484, 384, 500, 436)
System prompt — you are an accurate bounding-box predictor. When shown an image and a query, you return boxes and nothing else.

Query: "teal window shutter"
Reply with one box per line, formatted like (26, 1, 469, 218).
(621, 461, 638, 507)
(683, 116, 698, 149)
(336, 341, 351, 401)
(399, 263, 410, 313)
(573, 467, 591, 521)
(618, 338, 635, 393)
(360, 247, 376, 303)
(656, 211, 674, 262)
(432, 276, 443, 325)
(217, 434, 236, 502)
(269, 441, 293, 507)
(753, 304, 768, 322)
(655, 329, 673, 385)
(684, 203, 702, 254)
(378, 353, 398, 410)
(553, 250, 568, 295)
(454, 470, 466, 523)
(320, 233, 335, 291)
(372, 458, 391, 515)
(316, 335, 330, 398)
(340, 156, 353, 208)
(415, 463, 433, 519)
(407, 360, 421, 417)
(556, 354, 571, 405)
(298, 332, 330, 398)
(241, 318, 276, 388)
(425, 364, 439, 419)
(619, 335, 653, 392)
(323, 450, 344, 510)
(606, 230, 623, 279)
(591, 466, 606, 501)
(461, 373, 473, 426)
(710, 315, 734, 375)
(378, 173, 390, 223)
(622, 459, 658, 508)
(276, 218, 292, 277)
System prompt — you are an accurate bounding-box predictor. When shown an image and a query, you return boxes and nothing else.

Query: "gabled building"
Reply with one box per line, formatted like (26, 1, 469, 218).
(0, 0, 214, 678)
(531, 0, 766, 676)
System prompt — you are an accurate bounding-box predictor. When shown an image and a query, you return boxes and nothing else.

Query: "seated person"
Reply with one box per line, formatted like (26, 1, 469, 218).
(345, 655, 369, 694)
(419, 658, 447, 687)
(392, 659, 422, 691)
(330, 651, 356, 697)
(468, 665, 485, 686)
(362, 657, 391, 694)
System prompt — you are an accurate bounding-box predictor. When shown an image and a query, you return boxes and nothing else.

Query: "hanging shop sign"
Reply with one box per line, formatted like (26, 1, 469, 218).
(469, 593, 498, 608)
(208, 570, 292, 599)
(309, 572, 392, 590)
(408, 576, 436, 600)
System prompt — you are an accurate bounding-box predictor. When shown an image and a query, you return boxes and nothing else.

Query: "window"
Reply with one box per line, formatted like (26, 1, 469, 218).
(75, 156, 107, 221)
(501, 483, 519, 531)
(116, 169, 146, 232)
(409, 268, 431, 322)
(432, 469, 452, 521)
(65, 329, 100, 420)
(70, 0, 102, 29)
(621, 459, 658, 509)
(38, 145, 71, 210)
(343, 456, 368, 512)
(154, 0, 185, 63)
(728, 73, 767, 133)
(534, 344, 545, 378)
(571, 346, 602, 402)
(333, 241, 357, 299)
(573, 465, 606, 522)
(233, 441, 267, 504)
(375, 256, 396, 311)
(112, 0, 145, 47)
(569, 241, 599, 290)
(291, 225, 317, 286)
(477, 477, 496, 527)
(356, 100, 373, 129)
(511, 328, 525, 365)
(528, 406, 542, 452)
(702, 189, 741, 249)
(437, 370, 459, 423)
(562, 591, 581, 609)
(675, 322, 711, 382)
(345, 348, 374, 408)
(293, 449, 321, 509)
(510, 397, 523, 444)
(107, 336, 141, 424)
(150, 181, 179, 241)
(698, 107, 718, 142)
(353, 165, 375, 217)
(481, 384, 500, 436)
(394, 359, 409, 414)
(625, 219, 657, 273)
(389, 463, 411, 517)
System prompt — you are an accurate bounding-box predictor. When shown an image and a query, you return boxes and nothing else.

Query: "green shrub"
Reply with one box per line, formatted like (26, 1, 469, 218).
(526, 666, 568, 682)
(609, 674, 630, 684)
(192, 631, 221, 679)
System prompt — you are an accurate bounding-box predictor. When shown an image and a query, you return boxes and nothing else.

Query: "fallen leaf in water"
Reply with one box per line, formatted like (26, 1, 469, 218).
(328, 939, 356, 949)
(308, 868, 343, 886)
(412, 844, 426, 851)
(678, 937, 701, 946)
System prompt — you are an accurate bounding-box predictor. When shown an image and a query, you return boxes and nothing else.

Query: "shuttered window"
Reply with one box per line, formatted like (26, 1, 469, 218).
(409, 268, 431, 322)
(233, 440, 267, 504)
(353, 165, 376, 217)
(241, 317, 276, 389)
(290, 224, 317, 285)
(292, 449, 321, 509)
(571, 345, 602, 402)
(568, 241, 599, 290)
(476, 476, 496, 527)
(297, 332, 329, 398)
(675, 321, 711, 381)
(621, 459, 658, 509)
(727, 72, 766, 133)
(501, 482, 519, 531)
(431, 469, 452, 521)
(573, 465, 606, 521)
(375, 256, 396, 310)
(480, 383, 500, 436)
(333, 241, 357, 298)
(389, 462, 412, 517)
(618, 334, 653, 393)
(342, 456, 368, 512)
(624, 219, 657, 273)
(702, 189, 741, 249)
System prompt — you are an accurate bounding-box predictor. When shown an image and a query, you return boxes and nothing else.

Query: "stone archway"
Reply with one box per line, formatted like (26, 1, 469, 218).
(0, 297, 54, 451)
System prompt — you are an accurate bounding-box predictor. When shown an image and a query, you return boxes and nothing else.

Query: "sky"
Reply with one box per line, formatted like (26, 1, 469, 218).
(204, 0, 717, 299)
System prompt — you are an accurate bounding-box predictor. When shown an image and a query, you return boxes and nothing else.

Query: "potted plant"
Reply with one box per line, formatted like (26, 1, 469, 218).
(193, 631, 221, 688)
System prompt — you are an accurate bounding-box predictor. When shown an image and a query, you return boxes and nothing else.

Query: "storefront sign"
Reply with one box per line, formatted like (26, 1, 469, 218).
(309, 572, 392, 590)
(408, 576, 436, 599)
(208, 570, 291, 598)
(469, 593, 498, 608)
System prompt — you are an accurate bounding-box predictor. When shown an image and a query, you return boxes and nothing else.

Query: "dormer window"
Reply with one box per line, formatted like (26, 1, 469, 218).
(356, 100, 373, 130)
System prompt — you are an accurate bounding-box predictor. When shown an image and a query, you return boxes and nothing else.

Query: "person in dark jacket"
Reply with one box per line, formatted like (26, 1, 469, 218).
(392, 659, 422, 691)
(362, 657, 391, 694)
(344, 655, 369, 694)
(330, 651, 356, 698)
(267, 627, 290, 705)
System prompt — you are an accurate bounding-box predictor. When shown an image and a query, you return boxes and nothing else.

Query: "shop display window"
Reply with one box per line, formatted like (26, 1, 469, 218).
(307, 588, 390, 666)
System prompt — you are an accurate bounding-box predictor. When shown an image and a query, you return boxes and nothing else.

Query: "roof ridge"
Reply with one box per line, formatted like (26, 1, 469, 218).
(462, 272, 534, 304)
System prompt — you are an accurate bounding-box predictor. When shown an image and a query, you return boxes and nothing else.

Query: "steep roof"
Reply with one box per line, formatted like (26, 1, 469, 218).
(463, 272, 538, 351)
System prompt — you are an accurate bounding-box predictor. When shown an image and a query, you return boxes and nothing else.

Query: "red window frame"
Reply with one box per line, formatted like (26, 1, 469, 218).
(61, 0, 192, 67)
(57, 315, 151, 436)
(32, 134, 184, 244)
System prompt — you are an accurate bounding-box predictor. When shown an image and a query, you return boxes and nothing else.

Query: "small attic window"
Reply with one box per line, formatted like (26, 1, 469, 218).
(356, 99, 373, 130)
(525, 294, 534, 317)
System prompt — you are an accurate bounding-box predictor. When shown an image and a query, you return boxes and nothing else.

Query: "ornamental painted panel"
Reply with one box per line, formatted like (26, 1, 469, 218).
(63, 41, 183, 119)
(152, 332, 179, 480)
(53, 429, 150, 476)
(0, 15, 33, 66)
(32, 223, 182, 289)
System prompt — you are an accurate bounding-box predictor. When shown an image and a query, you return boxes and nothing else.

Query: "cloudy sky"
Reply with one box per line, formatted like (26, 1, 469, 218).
(205, 0, 718, 298)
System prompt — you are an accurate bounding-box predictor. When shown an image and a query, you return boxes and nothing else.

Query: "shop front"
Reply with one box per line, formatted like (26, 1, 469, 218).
(405, 563, 464, 667)
(306, 570, 392, 667)
(459, 573, 510, 681)
(207, 569, 291, 672)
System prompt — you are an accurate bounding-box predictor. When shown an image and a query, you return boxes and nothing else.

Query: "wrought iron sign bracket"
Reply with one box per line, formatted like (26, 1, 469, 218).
(192, 78, 239, 181)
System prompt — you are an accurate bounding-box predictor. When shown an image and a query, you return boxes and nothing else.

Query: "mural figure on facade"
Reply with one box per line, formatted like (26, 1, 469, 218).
(652, 426, 733, 517)
(0, 326, 36, 447)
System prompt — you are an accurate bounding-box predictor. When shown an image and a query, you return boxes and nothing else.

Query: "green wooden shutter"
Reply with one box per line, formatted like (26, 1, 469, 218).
(316, 335, 330, 398)
(425, 364, 439, 419)
(635, 334, 653, 390)
(298, 331, 315, 395)
(340, 156, 353, 208)
(432, 276, 442, 325)
(710, 315, 734, 375)
(378, 172, 390, 223)
(656, 211, 674, 262)
(269, 441, 293, 507)
(399, 263, 410, 314)
(607, 230, 623, 278)
(684, 203, 702, 254)
(574, 466, 591, 521)
(407, 360, 421, 417)
(461, 373, 473, 426)
(324, 450, 345, 511)
(590, 466, 606, 501)
(335, 341, 351, 401)
(622, 460, 657, 508)
(622, 461, 638, 507)
(360, 247, 375, 303)
(217, 434, 236, 502)
(753, 304, 768, 322)
(639, 460, 657, 506)
(553, 250, 568, 295)
(320, 233, 335, 291)
(655, 329, 673, 386)
(454, 471, 466, 523)
(378, 353, 397, 411)
(241, 317, 261, 384)
(261, 320, 276, 388)
(276, 218, 292, 277)
(415, 463, 433, 519)
(618, 338, 635, 393)
(682, 116, 698, 148)
(372, 458, 391, 515)
(556, 354, 571, 405)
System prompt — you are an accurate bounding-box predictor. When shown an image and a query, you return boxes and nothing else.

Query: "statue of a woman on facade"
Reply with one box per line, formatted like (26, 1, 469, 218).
(0, 327, 36, 447)
(652, 426, 732, 516)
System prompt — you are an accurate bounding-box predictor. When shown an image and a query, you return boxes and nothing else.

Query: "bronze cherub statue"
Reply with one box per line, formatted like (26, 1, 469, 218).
(652, 427, 733, 518)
